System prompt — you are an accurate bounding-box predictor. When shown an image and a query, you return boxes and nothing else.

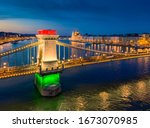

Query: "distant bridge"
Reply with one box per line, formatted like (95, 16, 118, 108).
(0, 36, 35, 45)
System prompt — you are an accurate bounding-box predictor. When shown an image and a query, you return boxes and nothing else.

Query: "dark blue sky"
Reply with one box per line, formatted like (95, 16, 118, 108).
(0, 0, 150, 35)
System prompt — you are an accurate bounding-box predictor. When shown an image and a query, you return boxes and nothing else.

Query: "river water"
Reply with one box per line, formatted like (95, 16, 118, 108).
(0, 40, 150, 111)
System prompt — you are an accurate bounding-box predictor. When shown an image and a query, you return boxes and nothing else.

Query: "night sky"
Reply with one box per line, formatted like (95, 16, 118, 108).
(0, 0, 150, 35)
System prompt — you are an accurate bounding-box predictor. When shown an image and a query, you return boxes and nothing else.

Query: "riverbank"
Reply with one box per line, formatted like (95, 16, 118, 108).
(0, 37, 35, 45)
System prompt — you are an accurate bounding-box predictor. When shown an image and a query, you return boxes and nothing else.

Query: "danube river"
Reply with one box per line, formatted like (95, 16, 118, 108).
(0, 40, 150, 110)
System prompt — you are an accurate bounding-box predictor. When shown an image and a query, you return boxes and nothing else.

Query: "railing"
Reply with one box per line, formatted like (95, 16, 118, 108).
(0, 64, 39, 79)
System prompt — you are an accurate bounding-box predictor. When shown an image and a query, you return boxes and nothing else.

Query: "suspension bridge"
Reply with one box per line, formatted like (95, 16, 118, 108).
(0, 29, 150, 96)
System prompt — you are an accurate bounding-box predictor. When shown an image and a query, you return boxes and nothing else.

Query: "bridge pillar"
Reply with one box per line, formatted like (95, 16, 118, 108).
(35, 30, 61, 97)
(36, 30, 59, 71)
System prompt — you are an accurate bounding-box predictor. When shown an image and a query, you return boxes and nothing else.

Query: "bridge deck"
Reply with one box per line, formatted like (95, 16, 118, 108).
(0, 65, 39, 79)
(1, 53, 150, 79)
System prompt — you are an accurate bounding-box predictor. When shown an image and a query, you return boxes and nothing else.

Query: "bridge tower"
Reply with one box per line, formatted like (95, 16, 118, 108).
(36, 29, 59, 70)
(35, 30, 61, 97)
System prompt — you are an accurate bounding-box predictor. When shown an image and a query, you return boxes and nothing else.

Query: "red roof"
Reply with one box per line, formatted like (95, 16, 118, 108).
(38, 30, 57, 35)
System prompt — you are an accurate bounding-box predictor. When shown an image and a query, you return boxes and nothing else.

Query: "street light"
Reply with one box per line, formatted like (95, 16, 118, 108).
(31, 57, 34, 65)
(3, 62, 7, 68)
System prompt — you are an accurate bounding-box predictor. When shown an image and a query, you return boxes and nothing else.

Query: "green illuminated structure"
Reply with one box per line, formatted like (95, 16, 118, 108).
(34, 73, 61, 96)
(35, 73, 60, 87)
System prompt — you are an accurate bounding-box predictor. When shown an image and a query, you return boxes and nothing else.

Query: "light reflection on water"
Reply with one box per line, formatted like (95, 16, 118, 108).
(59, 79, 150, 111)
(99, 92, 110, 110)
